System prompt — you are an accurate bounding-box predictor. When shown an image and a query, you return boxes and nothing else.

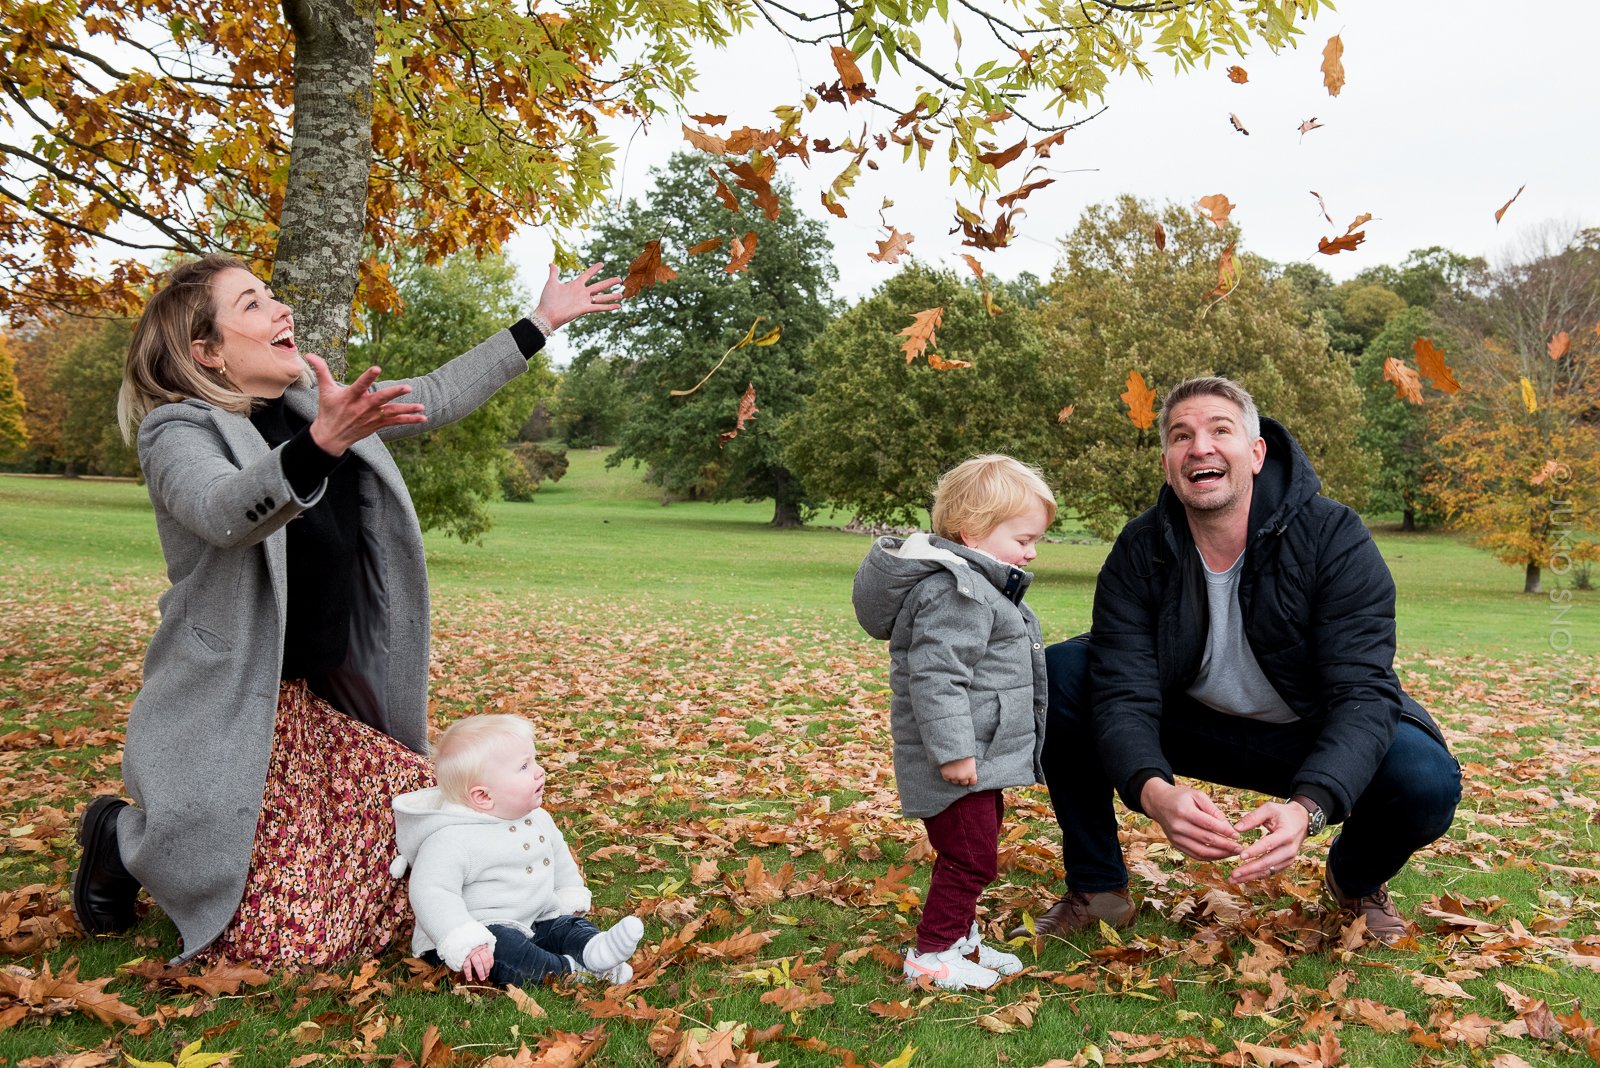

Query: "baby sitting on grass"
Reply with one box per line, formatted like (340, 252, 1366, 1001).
(391, 714, 642, 985)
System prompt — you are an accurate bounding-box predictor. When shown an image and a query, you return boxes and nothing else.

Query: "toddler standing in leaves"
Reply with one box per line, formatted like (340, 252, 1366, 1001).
(390, 715, 643, 986)
(852, 455, 1054, 990)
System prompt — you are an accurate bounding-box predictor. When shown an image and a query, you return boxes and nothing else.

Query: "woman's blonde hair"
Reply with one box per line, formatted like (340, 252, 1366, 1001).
(117, 254, 306, 443)
(931, 454, 1057, 542)
(432, 715, 537, 807)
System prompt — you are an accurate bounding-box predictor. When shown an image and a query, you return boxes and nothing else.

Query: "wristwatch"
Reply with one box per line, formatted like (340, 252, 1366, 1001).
(1291, 795, 1327, 836)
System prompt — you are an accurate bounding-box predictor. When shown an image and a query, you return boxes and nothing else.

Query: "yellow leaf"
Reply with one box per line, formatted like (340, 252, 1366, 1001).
(879, 1043, 919, 1068)
(1520, 377, 1538, 413)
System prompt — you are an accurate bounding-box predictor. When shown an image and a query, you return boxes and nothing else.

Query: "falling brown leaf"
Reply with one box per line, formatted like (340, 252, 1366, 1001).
(1346, 211, 1373, 231)
(899, 307, 943, 363)
(819, 191, 847, 219)
(682, 123, 729, 155)
(719, 384, 759, 445)
(1122, 370, 1157, 430)
(1056, 404, 1075, 424)
(1383, 357, 1424, 404)
(1412, 337, 1460, 393)
(689, 113, 727, 126)
(1195, 194, 1235, 228)
(868, 227, 915, 264)
(1227, 66, 1249, 83)
(623, 240, 677, 297)
(1212, 242, 1240, 297)
(686, 237, 724, 256)
(959, 254, 984, 279)
(830, 46, 870, 103)
(725, 231, 758, 274)
(1495, 184, 1526, 224)
(1229, 113, 1250, 135)
(927, 352, 973, 371)
(1298, 117, 1324, 135)
(727, 155, 781, 220)
(977, 137, 1028, 168)
(1548, 330, 1570, 360)
(997, 177, 1054, 208)
(1032, 129, 1067, 157)
(1317, 231, 1365, 255)
(1322, 35, 1345, 96)
(1309, 190, 1334, 225)
(708, 169, 740, 212)
(1154, 222, 1167, 251)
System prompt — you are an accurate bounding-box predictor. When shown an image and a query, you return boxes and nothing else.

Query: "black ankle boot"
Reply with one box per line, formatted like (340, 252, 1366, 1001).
(71, 796, 142, 935)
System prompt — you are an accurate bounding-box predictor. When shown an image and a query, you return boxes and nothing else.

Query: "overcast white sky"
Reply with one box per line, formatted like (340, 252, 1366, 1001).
(508, 0, 1600, 360)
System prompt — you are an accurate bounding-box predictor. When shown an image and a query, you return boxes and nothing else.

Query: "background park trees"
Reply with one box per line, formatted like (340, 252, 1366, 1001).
(565, 152, 839, 527)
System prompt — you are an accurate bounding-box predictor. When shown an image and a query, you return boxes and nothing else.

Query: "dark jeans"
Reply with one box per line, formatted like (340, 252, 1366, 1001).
(424, 915, 600, 986)
(1040, 637, 1461, 898)
(918, 789, 1004, 953)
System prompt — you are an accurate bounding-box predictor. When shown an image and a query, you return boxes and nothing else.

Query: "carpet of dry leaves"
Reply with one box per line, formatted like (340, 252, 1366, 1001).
(2, 575, 1598, 1068)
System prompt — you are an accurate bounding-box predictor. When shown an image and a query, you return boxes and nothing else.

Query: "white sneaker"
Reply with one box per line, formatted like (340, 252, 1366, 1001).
(955, 921, 1023, 975)
(902, 946, 1000, 990)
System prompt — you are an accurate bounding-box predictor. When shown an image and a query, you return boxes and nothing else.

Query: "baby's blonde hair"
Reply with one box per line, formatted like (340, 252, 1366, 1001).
(432, 715, 536, 806)
(930, 454, 1057, 542)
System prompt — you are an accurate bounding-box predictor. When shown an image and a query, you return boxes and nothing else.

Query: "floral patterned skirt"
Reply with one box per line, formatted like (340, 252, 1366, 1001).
(198, 681, 433, 969)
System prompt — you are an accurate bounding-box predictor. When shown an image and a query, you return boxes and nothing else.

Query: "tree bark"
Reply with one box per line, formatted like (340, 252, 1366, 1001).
(273, 0, 378, 378)
(1401, 507, 1416, 532)
(1524, 560, 1542, 594)
(770, 465, 804, 528)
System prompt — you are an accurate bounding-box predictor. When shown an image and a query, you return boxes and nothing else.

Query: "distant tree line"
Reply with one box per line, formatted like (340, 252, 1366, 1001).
(4, 154, 1595, 590)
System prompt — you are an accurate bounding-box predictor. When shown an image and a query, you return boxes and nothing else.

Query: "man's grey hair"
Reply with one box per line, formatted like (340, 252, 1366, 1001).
(1157, 376, 1261, 449)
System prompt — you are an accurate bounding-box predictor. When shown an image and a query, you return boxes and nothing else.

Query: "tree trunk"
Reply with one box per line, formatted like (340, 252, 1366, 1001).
(1524, 561, 1542, 594)
(1401, 508, 1416, 532)
(770, 465, 804, 529)
(272, 0, 377, 378)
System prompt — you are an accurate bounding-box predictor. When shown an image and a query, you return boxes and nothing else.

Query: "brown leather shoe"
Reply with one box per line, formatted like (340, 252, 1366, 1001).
(1323, 868, 1407, 945)
(1007, 888, 1136, 940)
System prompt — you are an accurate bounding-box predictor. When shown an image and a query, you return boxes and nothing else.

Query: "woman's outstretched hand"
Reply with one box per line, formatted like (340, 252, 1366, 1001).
(305, 354, 427, 456)
(533, 262, 624, 331)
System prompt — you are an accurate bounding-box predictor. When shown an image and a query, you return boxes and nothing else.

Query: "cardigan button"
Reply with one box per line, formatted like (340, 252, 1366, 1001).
(525, 866, 533, 873)
(542, 858, 551, 866)
(523, 843, 530, 851)
(524, 819, 532, 826)
(508, 826, 517, 833)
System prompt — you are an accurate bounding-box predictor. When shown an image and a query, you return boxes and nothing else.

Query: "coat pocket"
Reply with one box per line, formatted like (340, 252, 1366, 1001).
(979, 684, 1036, 764)
(972, 692, 1002, 754)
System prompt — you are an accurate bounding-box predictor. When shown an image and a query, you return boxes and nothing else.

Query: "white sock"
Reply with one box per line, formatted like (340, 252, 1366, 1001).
(582, 916, 643, 973)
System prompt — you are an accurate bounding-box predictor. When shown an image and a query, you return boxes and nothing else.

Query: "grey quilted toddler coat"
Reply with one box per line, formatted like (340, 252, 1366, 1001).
(852, 533, 1047, 819)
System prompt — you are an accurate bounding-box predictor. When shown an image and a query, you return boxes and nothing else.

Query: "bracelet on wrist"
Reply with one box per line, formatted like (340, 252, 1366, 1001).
(527, 308, 556, 338)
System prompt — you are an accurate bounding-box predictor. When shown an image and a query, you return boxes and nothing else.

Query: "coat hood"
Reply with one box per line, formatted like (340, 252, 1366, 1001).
(390, 787, 501, 878)
(853, 532, 1033, 640)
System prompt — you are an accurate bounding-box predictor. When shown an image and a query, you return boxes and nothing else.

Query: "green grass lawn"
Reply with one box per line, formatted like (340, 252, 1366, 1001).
(1, 458, 1597, 1068)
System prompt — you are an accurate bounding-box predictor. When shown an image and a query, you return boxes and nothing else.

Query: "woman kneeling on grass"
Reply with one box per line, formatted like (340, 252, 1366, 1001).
(72, 253, 620, 967)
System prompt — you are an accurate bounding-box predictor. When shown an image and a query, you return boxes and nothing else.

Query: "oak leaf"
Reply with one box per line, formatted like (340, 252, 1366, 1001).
(1227, 66, 1249, 83)
(1195, 194, 1235, 228)
(1229, 113, 1250, 135)
(1212, 243, 1240, 298)
(725, 232, 758, 274)
(1495, 184, 1526, 224)
(624, 240, 677, 298)
(1383, 358, 1423, 404)
(830, 46, 871, 103)
(1057, 404, 1075, 423)
(1548, 331, 1570, 360)
(682, 123, 729, 155)
(899, 307, 943, 363)
(1032, 130, 1067, 157)
(959, 254, 984, 279)
(690, 114, 727, 126)
(505, 984, 548, 1019)
(1309, 190, 1333, 226)
(981, 290, 1003, 317)
(869, 227, 915, 264)
(1122, 371, 1158, 430)
(1412, 337, 1460, 393)
(687, 238, 724, 256)
(1154, 222, 1167, 250)
(720, 382, 755, 444)
(977, 137, 1028, 168)
(1317, 231, 1365, 255)
(1322, 35, 1345, 96)
(927, 352, 973, 370)
(709, 169, 740, 212)
(699, 925, 777, 958)
(727, 156, 781, 220)
(997, 177, 1054, 209)
(758, 982, 833, 1013)
(1298, 117, 1324, 135)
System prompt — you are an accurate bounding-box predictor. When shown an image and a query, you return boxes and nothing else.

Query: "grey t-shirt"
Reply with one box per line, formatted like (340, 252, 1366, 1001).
(1185, 548, 1298, 724)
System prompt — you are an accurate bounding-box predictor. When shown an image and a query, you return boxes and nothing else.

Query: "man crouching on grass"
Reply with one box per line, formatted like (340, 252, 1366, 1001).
(1022, 376, 1461, 945)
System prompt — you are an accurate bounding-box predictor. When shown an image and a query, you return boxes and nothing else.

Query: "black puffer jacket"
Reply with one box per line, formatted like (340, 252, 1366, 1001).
(1089, 418, 1443, 825)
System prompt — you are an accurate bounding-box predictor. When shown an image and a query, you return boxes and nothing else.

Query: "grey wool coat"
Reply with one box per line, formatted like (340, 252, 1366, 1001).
(117, 330, 529, 961)
(852, 533, 1048, 819)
